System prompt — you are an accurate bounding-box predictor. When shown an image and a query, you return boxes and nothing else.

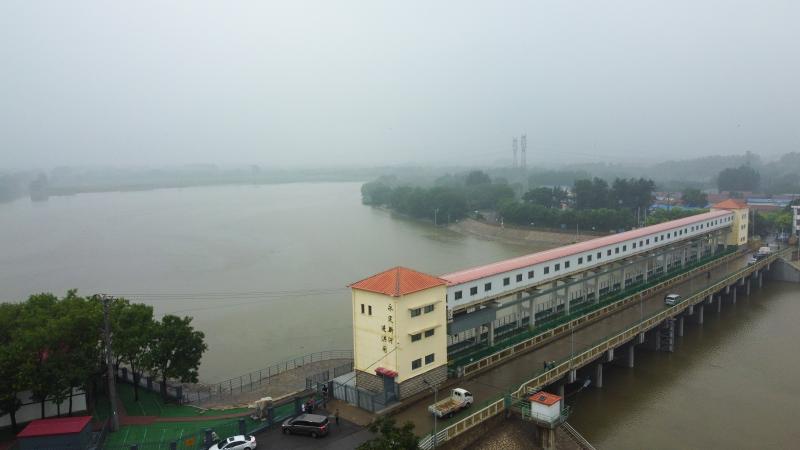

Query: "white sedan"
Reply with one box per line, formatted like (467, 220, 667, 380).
(209, 435, 257, 450)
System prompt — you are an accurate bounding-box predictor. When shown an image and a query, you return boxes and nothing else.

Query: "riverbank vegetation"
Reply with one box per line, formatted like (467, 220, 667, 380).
(363, 170, 664, 232)
(0, 291, 207, 432)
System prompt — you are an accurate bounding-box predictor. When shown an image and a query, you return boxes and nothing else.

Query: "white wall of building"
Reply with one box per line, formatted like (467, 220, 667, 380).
(0, 388, 87, 428)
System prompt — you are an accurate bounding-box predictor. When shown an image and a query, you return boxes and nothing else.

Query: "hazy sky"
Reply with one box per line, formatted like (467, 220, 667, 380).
(1, 1, 798, 168)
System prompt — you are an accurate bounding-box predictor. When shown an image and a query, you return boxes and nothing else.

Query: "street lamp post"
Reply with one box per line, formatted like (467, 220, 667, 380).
(423, 379, 438, 448)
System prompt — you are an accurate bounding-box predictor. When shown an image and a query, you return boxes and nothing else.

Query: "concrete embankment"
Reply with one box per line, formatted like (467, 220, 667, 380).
(449, 219, 597, 248)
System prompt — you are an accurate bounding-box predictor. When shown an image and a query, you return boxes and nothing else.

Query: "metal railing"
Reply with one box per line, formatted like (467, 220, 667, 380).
(417, 249, 783, 449)
(183, 349, 352, 404)
(561, 422, 597, 450)
(457, 248, 741, 377)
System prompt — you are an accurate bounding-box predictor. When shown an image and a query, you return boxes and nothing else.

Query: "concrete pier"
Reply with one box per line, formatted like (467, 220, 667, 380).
(746, 279, 751, 296)
(717, 295, 722, 313)
(595, 364, 603, 388)
(697, 304, 704, 324)
(626, 344, 635, 368)
(732, 286, 737, 304)
(678, 316, 684, 337)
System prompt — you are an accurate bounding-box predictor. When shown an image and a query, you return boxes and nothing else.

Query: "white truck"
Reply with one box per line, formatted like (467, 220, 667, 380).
(428, 388, 473, 418)
(757, 246, 772, 258)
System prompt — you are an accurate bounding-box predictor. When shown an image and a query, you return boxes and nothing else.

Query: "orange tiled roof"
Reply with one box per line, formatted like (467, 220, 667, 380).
(712, 199, 748, 209)
(528, 391, 562, 406)
(349, 266, 446, 297)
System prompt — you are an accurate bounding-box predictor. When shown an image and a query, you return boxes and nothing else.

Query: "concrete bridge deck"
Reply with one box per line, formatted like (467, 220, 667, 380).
(394, 251, 759, 436)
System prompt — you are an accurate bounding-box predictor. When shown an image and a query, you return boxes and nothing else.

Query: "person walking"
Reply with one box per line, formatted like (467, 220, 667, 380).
(334, 408, 340, 427)
(301, 402, 306, 414)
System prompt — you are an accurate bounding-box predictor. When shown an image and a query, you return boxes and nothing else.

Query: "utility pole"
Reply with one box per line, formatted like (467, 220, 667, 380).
(101, 294, 120, 431)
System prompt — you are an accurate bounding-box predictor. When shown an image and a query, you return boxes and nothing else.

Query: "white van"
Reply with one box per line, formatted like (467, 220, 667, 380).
(664, 293, 681, 306)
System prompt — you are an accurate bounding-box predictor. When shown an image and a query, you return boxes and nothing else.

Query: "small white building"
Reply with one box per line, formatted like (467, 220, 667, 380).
(528, 391, 563, 423)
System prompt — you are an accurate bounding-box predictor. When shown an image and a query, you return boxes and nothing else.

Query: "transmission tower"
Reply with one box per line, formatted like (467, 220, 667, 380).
(520, 133, 527, 169)
(512, 137, 518, 168)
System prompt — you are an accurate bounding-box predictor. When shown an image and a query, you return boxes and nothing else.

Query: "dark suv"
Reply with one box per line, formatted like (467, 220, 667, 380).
(281, 414, 329, 438)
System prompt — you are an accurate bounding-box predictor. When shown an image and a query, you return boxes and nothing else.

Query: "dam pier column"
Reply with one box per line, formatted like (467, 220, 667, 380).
(626, 344, 635, 368)
(697, 304, 704, 325)
(746, 278, 751, 296)
(488, 320, 496, 347)
(595, 363, 603, 388)
(677, 316, 684, 337)
(732, 285, 737, 304)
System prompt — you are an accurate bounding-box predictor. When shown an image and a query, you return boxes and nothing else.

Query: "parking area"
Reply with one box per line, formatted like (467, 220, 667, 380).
(255, 410, 373, 450)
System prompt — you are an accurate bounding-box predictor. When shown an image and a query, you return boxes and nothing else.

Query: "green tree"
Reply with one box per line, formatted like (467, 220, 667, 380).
(717, 165, 761, 192)
(681, 188, 708, 207)
(0, 303, 27, 432)
(465, 170, 491, 186)
(357, 416, 419, 450)
(523, 187, 567, 208)
(573, 178, 610, 209)
(144, 315, 207, 399)
(113, 301, 155, 401)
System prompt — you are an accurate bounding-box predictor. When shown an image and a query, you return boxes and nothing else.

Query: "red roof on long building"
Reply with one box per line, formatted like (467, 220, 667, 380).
(441, 209, 732, 285)
(17, 416, 92, 438)
(350, 266, 446, 297)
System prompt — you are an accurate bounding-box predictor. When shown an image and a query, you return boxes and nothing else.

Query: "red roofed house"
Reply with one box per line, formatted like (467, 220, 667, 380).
(349, 267, 448, 400)
(16, 416, 92, 450)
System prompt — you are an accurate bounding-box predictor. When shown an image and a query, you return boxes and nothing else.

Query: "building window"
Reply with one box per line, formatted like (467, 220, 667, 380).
(425, 329, 435, 338)
(597, 252, 602, 259)
(587, 254, 593, 262)
(425, 353, 435, 364)
(517, 274, 523, 282)
(607, 249, 612, 256)
(667, 233, 671, 239)
(368, 305, 372, 315)
(412, 359, 421, 370)
(424, 304, 434, 314)
(632, 242, 636, 249)
(410, 308, 421, 317)
(470, 286, 478, 296)
(544, 266, 550, 274)
(484, 282, 492, 291)
(661, 234, 665, 240)
(555, 263, 560, 271)
(654, 236, 658, 242)
(528, 270, 534, 279)
(640, 240, 644, 246)
(411, 333, 421, 342)
(564, 261, 570, 269)
(578, 257, 583, 264)
(361, 304, 365, 314)
(623, 245, 627, 251)
(646, 239, 650, 244)
(455, 290, 463, 300)
(503, 277, 510, 286)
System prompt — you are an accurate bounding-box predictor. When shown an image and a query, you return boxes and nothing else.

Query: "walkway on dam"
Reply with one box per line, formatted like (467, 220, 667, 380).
(394, 252, 755, 436)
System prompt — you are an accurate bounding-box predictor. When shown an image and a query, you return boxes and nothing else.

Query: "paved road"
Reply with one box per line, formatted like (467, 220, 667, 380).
(255, 412, 373, 449)
(393, 252, 754, 436)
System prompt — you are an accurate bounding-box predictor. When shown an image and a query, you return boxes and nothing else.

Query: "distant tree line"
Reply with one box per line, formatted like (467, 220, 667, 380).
(363, 171, 664, 232)
(0, 291, 207, 432)
(361, 171, 515, 222)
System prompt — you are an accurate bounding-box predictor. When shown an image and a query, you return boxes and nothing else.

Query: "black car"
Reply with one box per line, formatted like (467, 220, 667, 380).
(281, 414, 329, 438)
